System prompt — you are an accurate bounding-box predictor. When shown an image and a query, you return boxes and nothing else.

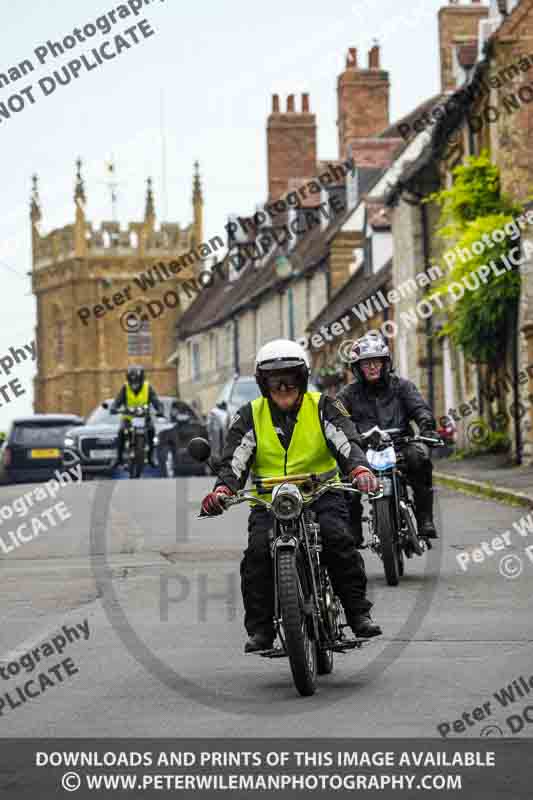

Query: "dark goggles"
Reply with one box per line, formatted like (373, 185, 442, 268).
(265, 373, 300, 391)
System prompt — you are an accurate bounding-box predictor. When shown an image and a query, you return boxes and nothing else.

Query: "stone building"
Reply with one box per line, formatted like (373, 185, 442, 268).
(385, 0, 533, 462)
(31, 160, 204, 418)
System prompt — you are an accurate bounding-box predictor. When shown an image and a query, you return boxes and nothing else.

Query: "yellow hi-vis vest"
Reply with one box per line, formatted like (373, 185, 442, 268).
(250, 392, 339, 501)
(125, 380, 150, 418)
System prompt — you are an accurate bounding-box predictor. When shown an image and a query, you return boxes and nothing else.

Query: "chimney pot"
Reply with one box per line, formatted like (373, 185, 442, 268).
(369, 44, 380, 69)
(287, 94, 295, 112)
(272, 94, 280, 112)
(346, 47, 357, 68)
(302, 93, 310, 112)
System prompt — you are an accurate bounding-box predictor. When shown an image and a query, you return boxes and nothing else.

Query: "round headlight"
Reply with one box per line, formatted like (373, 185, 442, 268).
(64, 437, 75, 447)
(271, 484, 303, 521)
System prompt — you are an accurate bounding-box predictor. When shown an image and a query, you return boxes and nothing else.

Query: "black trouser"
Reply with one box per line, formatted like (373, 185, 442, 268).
(348, 442, 433, 543)
(240, 493, 371, 638)
(117, 418, 155, 463)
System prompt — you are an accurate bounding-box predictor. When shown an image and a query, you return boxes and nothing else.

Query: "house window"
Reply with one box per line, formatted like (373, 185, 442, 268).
(128, 319, 152, 356)
(55, 319, 65, 363)
(190, 341, 201, 382)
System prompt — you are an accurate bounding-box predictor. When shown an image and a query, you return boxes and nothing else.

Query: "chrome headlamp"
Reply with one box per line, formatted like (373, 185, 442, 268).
(271, 483, 303, 521)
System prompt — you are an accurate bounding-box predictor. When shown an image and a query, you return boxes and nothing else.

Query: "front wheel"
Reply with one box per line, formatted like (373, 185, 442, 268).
(129, 434, 145, 479)
(277, 549, 317, 696)
(373, 498, 400, 586)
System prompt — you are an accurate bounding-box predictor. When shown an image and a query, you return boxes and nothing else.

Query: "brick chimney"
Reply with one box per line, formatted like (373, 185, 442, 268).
(267, 93, 317, 202)
(438, 0, 488, 92)
(337, 45, 390, 161)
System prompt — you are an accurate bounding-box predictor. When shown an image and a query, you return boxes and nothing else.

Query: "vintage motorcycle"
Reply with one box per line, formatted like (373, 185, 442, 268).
(111, 404, 154, 479)
(189, 436, 381, 697)
(359, 426, 444, 586)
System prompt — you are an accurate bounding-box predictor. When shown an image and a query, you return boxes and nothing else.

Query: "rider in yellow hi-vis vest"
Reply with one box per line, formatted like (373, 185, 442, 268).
(200, 339, 383, 653)
(110, 365, 165, 468)
(249, 392, 339, 503)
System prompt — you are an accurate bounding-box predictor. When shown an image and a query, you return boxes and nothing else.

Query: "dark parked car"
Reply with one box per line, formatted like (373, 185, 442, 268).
(2, 414, 84, 484)
(157, 400, 208, 477)
(207, 375, 319, 460)
(62, 397, 207, 478)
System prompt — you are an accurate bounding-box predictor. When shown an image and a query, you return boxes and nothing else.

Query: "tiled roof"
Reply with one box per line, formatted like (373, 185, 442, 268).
(176, 201, 354, 339)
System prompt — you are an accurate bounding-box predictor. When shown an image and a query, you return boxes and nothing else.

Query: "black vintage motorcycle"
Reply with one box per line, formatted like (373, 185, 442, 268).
(359, 426, 444, 586)
(189, 437, 381, 697)
(111, 405, 153, 479)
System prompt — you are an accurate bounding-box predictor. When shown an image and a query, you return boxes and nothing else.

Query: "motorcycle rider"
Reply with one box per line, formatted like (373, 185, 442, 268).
(110, 365, 165, 468)
(336, 331, 439, 546)
(200, 339, 383, 653)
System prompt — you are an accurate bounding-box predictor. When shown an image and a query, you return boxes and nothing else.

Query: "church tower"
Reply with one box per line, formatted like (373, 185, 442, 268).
(32, 161, 203, 417)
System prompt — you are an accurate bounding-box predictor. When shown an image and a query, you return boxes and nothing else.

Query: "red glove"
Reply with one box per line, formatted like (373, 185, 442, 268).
(201, 485, 233, 516)
(350, 466, 379, 494)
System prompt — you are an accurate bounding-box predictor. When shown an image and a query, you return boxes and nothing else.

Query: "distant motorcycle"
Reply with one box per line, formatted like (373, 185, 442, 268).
(111, 405, 153, 479)
(360, 426, 444, 586)
(189, 436, 382, 697)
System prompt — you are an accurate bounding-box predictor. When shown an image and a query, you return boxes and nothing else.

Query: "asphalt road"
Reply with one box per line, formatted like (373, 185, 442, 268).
(0, 475, 532, 738)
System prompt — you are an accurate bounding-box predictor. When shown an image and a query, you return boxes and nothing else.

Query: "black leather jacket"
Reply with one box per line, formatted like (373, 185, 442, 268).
(336, 372, 435, 436)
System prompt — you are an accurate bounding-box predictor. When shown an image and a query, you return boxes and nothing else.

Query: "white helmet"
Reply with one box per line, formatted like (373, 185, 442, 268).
(255, 339, 310, 396)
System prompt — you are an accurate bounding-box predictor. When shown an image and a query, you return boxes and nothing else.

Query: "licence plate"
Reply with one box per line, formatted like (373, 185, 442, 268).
(30, 449, 60, 459)
(90, 449, 116, 460)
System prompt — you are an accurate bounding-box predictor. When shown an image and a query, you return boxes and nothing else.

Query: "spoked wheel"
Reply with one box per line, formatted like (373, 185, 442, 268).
(277, 549, 317, 696)
(401, 503, 423, 557)
(317, 585, 335, 674)
(129, 435, 145, 479)
(374, 498, 400, 586)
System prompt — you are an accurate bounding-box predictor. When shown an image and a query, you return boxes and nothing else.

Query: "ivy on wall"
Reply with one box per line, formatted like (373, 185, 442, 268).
(429, 151, 521, 366)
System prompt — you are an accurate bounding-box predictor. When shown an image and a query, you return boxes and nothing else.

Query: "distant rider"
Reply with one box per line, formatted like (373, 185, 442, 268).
(110, 365, 165, 468)
(336, 332, 440, 545)
(200, 339, 383, 653)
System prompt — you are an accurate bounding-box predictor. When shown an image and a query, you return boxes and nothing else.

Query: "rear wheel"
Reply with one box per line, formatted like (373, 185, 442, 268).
(277, 549, 317, 696)
(374, 498, 400, 586)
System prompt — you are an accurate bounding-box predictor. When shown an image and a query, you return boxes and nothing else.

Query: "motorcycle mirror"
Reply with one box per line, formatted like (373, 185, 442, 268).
(188, 437, 211, 463)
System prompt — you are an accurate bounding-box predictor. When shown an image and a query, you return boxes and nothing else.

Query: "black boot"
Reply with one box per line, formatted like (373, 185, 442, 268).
(415, 488, 437, 539)
(349, 612, 382, 639)
(244, 631, 274, 653)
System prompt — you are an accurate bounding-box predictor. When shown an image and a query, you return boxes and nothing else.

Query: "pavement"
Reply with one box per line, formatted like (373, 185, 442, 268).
(434, 452, 533, 508)
(0, 476, 532, 738)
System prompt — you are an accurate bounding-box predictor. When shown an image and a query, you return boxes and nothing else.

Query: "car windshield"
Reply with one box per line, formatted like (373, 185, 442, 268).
(232, 380, 260, 405)
(86, 405, 118, 425)
(12, 424, 77, 446)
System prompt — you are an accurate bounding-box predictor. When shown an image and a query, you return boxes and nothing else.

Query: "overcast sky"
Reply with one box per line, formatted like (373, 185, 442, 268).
(0, 0, 472, 428)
